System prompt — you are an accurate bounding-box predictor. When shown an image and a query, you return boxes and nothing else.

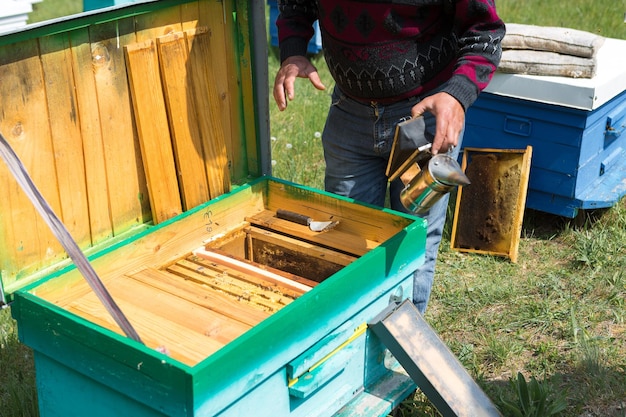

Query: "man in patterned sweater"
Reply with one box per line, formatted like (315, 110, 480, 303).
(273, 0, 505, 313)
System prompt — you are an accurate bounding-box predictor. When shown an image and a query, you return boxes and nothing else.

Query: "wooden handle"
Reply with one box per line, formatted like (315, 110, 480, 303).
(276, 209, 311, 226)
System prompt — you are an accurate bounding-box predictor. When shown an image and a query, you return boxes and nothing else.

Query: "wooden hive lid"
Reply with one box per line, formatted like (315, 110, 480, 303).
(0, 0, 270, 303)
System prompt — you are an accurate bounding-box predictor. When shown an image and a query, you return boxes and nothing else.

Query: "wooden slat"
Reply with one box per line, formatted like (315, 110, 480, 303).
(89, 18, 151, 233)
(166, 263, 289, 312)
(0, 38, 64, 283)
(125, 39, 183, 224)
(180, 1, 200, 31)
(39, 34, 91, 247)
(157, 31, 210, 210)
(68, 28, 113, 244)
(246, 211, 377, 256)
(185, 27, 231, 198)
(176, 257, 299, 305)
(228, 0, 259, 176)
(197, 0, 237, 180)
(128, 267, 269, 327)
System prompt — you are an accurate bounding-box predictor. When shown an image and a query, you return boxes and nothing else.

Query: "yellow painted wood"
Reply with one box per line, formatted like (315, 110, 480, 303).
(185, 27, 231, 198)
(157, 31, 210, 210)
(125, 39, 183, 224)
(39, 34, 92, 247)
(0, 39, 63, 284)
(68, 29, 114, 244)
(89, 18, 151, 234)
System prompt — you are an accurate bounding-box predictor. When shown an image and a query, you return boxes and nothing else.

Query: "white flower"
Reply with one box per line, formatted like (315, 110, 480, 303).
(271, 136, 277, 142)
(286, 143, 293, 150)
(314, 131, 321, 138)
(271, 160, 277, 166)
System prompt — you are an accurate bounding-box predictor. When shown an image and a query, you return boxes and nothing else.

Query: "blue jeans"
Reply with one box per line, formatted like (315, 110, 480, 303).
(322, 87, 462, 314)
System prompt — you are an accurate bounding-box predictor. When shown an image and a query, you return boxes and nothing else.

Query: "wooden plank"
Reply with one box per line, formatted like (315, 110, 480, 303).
(230, 0, 259, 176)
(157, 31, 210, 210)
(68, 28, 113, 244)
(180, 1, 200, 31)
(185, 27, 231, 198)
(0, 38, 64, 284)
(246, 210, 377, 256)
(89, 18, 151, 234)
(133, 3, 183, 42)
(63, 305, 198, 365)
(197, 0, 237, 181)
(128, 267, 269, 327)
(39, 33, 91, 247)
(191, 246, 311, 298)
(263, 180, 413, 242)
(125, 39, 183, 224)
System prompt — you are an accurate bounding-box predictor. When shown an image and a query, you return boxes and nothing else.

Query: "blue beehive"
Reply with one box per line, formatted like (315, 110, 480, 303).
(463, 38, 626, 218)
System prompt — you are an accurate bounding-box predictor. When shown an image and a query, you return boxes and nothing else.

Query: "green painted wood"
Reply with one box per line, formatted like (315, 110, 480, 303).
(34, 353, 170, 417)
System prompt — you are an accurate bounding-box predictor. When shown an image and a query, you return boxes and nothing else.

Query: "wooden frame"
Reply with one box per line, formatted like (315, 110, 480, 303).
(450, 146, 533, 263)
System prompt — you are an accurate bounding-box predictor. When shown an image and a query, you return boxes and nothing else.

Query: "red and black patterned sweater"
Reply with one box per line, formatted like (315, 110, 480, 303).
(276, 0, 506, 110)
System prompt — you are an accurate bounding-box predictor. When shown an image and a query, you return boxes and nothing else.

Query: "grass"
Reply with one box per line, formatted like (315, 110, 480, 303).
(1, 1, 625, 416)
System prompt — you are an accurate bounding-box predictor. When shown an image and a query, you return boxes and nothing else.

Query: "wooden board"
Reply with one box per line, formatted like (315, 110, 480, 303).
(125, 39, 183, 224)
(198, 0, 238, 179)
(0, 38, 63, 285)
(185, 27, 231, 198)
(89, 17, 151, 233)
(157, 31, 211, 210)
(39, 34, 92, 247)
(69, 28, 113, 244)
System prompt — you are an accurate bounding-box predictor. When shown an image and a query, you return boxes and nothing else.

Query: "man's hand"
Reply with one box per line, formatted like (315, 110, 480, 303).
(273, 55, 326, 111)
(411, 92, 465, 155)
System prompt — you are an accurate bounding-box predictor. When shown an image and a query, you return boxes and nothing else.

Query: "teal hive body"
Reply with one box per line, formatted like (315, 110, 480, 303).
(0, 2, 427, 415)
